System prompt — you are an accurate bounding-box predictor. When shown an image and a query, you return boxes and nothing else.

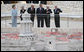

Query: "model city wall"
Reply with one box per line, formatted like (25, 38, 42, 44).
(1, 1, 83, 14)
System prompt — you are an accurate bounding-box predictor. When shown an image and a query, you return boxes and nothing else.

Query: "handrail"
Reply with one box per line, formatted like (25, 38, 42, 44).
(1, 13, 83, 18)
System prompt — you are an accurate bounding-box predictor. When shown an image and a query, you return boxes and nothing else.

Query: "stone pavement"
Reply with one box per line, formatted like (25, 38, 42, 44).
(1, 31, 83, 51)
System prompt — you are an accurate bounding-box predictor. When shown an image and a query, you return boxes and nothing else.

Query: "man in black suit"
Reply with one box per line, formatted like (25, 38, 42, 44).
(53, 6, 62, 27)
(36, 4, 45, 27)
(44, 6, 52, 27)
(27, 5, 35, 26)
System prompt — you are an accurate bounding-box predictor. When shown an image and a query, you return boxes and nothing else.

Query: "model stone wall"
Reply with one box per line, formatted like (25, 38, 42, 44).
(1, 1, 83, 14)
(52, 1, 83, 14)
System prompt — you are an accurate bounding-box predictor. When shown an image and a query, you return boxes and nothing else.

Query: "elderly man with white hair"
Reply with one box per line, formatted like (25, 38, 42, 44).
(27, 4, 35, 26)
(44, 6, 52, 27)
(53, 6, 62, 27)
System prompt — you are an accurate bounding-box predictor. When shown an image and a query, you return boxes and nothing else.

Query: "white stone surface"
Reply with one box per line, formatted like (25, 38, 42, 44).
(1, 2, 83, 51)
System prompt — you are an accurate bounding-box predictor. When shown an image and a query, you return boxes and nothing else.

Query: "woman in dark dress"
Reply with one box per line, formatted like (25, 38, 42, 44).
(20, 6, 26, 21)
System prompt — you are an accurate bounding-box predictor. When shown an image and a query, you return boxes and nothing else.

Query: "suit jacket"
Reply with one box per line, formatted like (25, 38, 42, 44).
(36, 7, 45, 17)
(45, 9, 52, 14)
(27, 7, 35, 17)
(20, 9, 26, 14)
(53, 8, 62, 14)
(44, 9, 52, 18)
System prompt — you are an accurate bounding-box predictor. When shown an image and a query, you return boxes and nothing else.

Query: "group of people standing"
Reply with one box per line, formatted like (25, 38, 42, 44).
(11, 4, 62, 28)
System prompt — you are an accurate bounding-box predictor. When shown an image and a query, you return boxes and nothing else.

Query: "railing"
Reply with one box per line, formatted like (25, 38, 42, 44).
(1, 13, 83, 28)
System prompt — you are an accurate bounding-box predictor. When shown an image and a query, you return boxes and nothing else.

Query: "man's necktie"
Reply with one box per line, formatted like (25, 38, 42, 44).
(31, 8, 33, 11)
(47, 9, 49, 13)
(55, 9, 56, 12)
(40, 8, 41, 13)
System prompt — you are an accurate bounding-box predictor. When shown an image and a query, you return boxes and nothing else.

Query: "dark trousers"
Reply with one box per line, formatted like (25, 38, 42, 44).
(30, 16, 34, 22)
(54, 14, 60, 27)
(37, 17, 44, 27)
(30, 15, 35, 26)
(44, 15, 50, 27)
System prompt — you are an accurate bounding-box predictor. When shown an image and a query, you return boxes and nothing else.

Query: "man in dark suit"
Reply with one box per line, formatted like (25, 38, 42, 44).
(53, 6, 62, 27)
(44, 6, 52, 27)
(27, 5, 35, 26)
(36, 4, 45, 27)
